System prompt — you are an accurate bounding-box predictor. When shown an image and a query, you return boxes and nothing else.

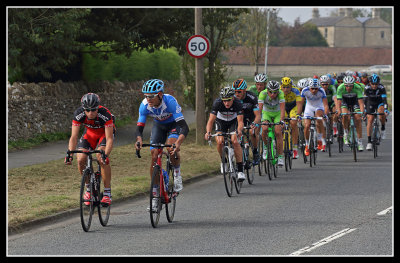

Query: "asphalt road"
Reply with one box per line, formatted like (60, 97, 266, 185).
(7, 116, 392, 256)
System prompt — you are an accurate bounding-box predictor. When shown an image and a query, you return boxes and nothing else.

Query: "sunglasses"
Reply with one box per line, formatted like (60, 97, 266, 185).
(222, 98, 233, 101)
(321, 83, 329, 86)
(345, 85, 353, 87)
(267, 90, 279, 94)
(235, 90, 244, 93)
(84, 108, 98, 112)
(144, 94, 158, 99)
(310, 88, 319, 90)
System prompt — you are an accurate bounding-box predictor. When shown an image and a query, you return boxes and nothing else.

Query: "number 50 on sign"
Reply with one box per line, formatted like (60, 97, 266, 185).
(186, 35, 210, 58)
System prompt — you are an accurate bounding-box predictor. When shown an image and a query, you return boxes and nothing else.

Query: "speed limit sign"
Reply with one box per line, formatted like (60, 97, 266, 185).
(186, 35, 210, 58)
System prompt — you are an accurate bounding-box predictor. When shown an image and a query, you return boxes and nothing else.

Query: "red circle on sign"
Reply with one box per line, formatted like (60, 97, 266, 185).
(186, 35, 210, 58)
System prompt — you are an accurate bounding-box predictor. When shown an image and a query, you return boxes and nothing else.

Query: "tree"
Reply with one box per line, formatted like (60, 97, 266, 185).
(8, 8, 194, 82)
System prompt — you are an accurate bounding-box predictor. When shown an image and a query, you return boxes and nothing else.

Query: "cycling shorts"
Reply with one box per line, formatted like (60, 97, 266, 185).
(304, 102, 324, 117)
(150, 121, 181, 150)
(215, 118, 238, 133)
(285, 106, 298, 119)
(365, 100, 385, 114)
(77, 128, 114, 150)
(262, 111, 281, 123)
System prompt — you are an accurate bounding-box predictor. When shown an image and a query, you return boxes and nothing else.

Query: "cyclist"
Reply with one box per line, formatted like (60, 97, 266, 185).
(334, 72, 345, 89)
(297, 78, 330, 155)
(320, 75, 339, 137)
(232, 78, 262, 163)
(336, 75, 365, 151)
(364, 74, 389, 150)
(135, 79, 189, 205)
(258, 80, 285, 167)
(65, 93, 115, 206)
(205, 86, 246, 182)
(360, 72, 370, 86)
(248, 73, 268, 98)
(280, 77, 301, 159)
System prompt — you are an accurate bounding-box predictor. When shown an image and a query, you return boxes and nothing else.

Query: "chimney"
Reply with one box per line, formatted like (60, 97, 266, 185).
(312, 8, 320, 19)
(372, 8, 381, 18)
(345, 8, 353, 17)
(338, 8, 345, 16)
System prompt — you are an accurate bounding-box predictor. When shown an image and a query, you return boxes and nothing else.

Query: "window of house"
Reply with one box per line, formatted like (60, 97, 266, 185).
(325, 28, 328, 38)
(381, 31, 385, 39)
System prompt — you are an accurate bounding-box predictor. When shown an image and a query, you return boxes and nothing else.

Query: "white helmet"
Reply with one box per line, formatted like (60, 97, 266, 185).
(343, 75, 355, 85)
(297, 78, 308, 89)
(254, 73, 268, 83)
(319, 75, 330, 84)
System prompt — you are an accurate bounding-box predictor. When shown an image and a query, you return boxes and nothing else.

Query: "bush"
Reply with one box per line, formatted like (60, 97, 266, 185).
(82, 47, 181, 83)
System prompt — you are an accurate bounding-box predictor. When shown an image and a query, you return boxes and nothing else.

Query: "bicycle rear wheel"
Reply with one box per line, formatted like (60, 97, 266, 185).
(309, 130, 314, 167)
(80, 169, 94, 232)
(337, 122, 344, 153)
(372, 125, 378, 158)
(165, 162, 176, 223)
(350, 125, 357, 162)
(265, 139, 272, 180)
(97, 173, 111, 227)
(150, 165, 162, 228)
(222, 147, 233, 197)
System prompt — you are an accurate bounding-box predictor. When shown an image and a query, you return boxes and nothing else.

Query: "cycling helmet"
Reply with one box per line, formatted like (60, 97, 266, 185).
(266, 80, 280, 92)
(313, 75, 319, 79)
(254, 73, 268, 83)
(142, 79, 164, 93)
(220, 86, 235, 99)
(309, 78, 320, 88)
(297, 78, 308, 90)
(337, 73, 345, 81)
(81, 93, 100, 109)
(343, 75, 355, 85)
(281, 77, 292, 87)
(319, 75, 330, 84)
(369, 73, 380, 84)
(232, 78, 247, 90)
(345, 70, 355, 76)
(360, 72, 368, 78)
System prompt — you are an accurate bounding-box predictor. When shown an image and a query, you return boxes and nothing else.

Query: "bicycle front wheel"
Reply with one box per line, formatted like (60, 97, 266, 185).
(350, 125, 357, 162)
(222, 147, 233, 197)
(150, 165, 162, 228)
(244, 146, 255, 185)
(80, 169, 94, 232)
(165, 163, 176, 223)
(97, 174, 111, 227)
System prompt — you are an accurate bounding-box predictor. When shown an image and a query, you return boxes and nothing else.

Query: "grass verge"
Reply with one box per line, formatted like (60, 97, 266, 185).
(7, 127, 220, 229)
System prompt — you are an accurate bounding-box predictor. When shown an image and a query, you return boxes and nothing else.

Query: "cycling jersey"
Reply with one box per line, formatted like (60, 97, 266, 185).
(248, 85, 263, 98)
(336, 83, 364, 110)
(237, 91, 259, 124)
(137, 94, 184, 126)
(258, 90, 285, 123)
(364, 83, 387, 114)
(211, 97, 243, 132)
(281, 86, 301, 112)
(72, 105, 115, 150)
(322, 84, 337, 106)
(301, 87, 327, 117)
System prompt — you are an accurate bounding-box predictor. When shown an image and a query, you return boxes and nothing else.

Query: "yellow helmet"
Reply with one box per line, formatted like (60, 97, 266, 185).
(281, 77, 292, 87)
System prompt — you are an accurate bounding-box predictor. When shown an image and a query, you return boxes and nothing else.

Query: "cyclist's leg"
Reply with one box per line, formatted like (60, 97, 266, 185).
(315, 108, 326, 145)
(76, 129, 93, 176)
(272, 113, 283, 157)
(165, 122, 184, 192)
(289, 106, 298, 148)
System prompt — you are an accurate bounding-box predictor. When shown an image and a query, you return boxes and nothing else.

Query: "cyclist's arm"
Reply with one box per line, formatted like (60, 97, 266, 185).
(173, 119, 189, 151)
(323, 98, 330, 116)
(254, 106, 262, 124)
(104, 125, 114, 157)
(280, 102, 285, 121)
(297, 97, 305, 116)
(68, 123, 81, 153)
(206, 113, 217, 137)
(237, 114, 244, 138)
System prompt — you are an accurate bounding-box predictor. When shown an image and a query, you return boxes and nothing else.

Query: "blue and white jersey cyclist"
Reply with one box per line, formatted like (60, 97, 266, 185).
(135, 79, 189, 211)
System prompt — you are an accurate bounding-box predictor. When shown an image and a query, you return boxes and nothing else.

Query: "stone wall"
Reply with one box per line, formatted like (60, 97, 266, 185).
(7, 80, 178, 141)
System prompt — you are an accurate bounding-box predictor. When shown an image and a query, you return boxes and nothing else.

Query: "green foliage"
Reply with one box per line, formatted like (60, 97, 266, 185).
(82, 47, 181, 82)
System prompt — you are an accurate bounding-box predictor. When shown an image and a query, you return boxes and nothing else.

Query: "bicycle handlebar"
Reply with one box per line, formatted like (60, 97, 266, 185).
(66, 149, 107, 163)
(135, 142, 177, 159)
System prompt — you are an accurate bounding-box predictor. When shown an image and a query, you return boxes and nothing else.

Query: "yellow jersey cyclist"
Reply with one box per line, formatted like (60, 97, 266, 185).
(280, 77, 302, 159)
(232, 78, 262, 163)
(248, 73, 268, 98)
(336, 75, 365, 151)
(258, 80, 285, 167)
(319, 75, 339, 137)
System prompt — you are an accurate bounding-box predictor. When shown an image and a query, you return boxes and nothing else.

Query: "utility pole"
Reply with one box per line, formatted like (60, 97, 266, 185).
(195, 8, 206, 145)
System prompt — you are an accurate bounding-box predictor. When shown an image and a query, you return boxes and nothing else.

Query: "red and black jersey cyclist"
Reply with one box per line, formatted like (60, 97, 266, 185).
(65, 93, 115, 206)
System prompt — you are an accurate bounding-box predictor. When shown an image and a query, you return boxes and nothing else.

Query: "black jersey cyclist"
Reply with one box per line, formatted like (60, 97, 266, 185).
(205, 86, 246, 182)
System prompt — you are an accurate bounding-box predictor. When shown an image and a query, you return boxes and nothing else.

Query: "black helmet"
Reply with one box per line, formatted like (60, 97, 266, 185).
(219, 86, 235, 99)
(81, 93, 100, 109)
(266, 80, 280, 92)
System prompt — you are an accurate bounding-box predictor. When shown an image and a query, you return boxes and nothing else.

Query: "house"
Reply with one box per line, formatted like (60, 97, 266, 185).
(221, 46, 392, 78)
(305, 8, 392, 48)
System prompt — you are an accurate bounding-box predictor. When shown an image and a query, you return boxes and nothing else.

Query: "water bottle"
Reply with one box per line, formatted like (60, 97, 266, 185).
(162, 169, 169, 192)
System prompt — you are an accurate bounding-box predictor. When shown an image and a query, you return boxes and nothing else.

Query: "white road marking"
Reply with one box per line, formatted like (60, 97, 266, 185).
(377, 206, 392, 215)
(290, 228, 357, 255)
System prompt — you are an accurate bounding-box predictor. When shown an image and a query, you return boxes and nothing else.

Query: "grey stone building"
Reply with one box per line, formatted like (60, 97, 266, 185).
(305, 8, 391, 48)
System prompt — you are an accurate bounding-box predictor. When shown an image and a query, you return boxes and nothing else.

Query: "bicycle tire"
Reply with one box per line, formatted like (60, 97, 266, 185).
(149, 165, 162, 228)
(259, 137, 265, 176)
(372, 124, 378, 158)
(327, 121, 332, 157)
(309, 130, 314, 167)
(351, 124, 357, 162)
(165, 159, 176, 223)
(265, 138, 272, 180)
(222, 147, 233, 197)
(271, 138, 277, 178)
(337, 121, 344, 153)
(284, 132, 289, 172)
(231, 148, 241, 194)
(80, 169, 93, 232)
(245, 145, 255, 185)
(98, 173, 111, 227)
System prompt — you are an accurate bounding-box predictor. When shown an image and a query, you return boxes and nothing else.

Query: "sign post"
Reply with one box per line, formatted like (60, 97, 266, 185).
(188, 8, 210, 145)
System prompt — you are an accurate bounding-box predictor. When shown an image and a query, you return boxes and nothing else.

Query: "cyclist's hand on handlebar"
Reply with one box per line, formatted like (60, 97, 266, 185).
(65, 151, 73, 165)
(99, 150, 109, 165)
(205, 132, 211, 141)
